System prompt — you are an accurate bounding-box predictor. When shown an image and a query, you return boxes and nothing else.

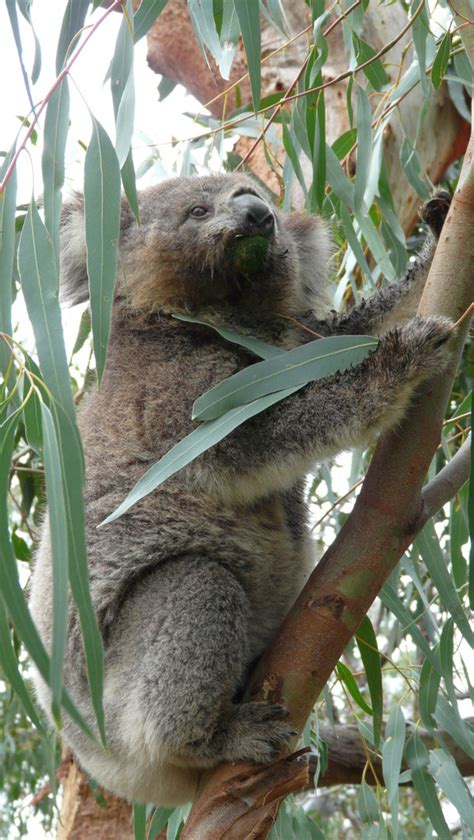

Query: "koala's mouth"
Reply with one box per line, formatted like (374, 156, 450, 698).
(223, 232, 272, 278)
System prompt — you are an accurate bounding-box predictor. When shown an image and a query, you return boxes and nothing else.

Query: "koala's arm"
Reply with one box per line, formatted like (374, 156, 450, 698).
(299, 192, 450, 340)
(199, 316, 454, 504)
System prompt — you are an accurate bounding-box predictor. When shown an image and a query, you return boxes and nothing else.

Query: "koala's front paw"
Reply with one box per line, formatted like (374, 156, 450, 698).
(420, 190, 451, 239)
(224, 701, 296, 764)
(387, 316, 455, 381)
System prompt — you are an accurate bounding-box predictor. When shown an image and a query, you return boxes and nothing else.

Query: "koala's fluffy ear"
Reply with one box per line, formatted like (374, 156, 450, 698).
(59, 193, 134, 306)
(59, 193, 88, 305)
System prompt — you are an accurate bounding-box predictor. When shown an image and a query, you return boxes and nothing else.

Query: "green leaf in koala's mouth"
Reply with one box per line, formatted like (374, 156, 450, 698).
(229, 235, 270, 275)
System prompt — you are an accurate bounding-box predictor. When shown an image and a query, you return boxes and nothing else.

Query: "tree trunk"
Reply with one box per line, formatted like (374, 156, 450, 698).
(56, 762, 132, 840)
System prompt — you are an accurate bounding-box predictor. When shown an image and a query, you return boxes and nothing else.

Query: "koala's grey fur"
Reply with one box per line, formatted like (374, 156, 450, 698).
(29, 175, 453, 805)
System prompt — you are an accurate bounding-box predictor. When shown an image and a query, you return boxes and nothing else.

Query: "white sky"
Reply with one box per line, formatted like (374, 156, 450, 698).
(0, 0, 212, 205)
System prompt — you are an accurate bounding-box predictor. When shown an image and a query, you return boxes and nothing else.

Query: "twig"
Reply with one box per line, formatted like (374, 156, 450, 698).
(274, 312, 325, 338)
(0, 0, 124, 194)
(448, 302, 474, 333)
(311, 478, 364, 531)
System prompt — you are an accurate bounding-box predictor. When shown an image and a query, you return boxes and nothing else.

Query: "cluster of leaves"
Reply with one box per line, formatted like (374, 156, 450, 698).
(0, 1, 472, 838)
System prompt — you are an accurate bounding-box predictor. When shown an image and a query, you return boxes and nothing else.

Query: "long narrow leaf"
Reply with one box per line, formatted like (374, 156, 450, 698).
(0, 411, 93, 739)
(56, 0, 90, 72)
(173, 313, 281, 359)
(380, 583, 441, 672)
(336, 661, 372, 715)
(415, 522, 474, 646)
(354, 85, 372, 212)
(148, 807, 174, 840)
(234, 0, 261, 112)
(193, 335, 378, 421)
(101, 385, 300, 526)
(18, 202, 106, 743)
(356, 616, 383, 748)
(5, 0, 37, 115)
(435, 695, 474, 758)
(419, 658, 441, 730)
(406, 734, 451, 840)
(134, 0, 169, 42)
(84, 118, 121, 384)
(0, 595, 44, 732)
(429, 748, 474, 828)
(0, 150, 17, 382)
(40, 402, 68, 725)
(42, 79, 70, 270)
(382, 705, 405, 838)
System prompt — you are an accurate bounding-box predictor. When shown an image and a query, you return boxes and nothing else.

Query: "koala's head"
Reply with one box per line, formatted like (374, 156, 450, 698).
(60, 174, 332, 318)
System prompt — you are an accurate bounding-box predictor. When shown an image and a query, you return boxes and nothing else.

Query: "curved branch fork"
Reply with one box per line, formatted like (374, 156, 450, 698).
(180, 750, 316, 840)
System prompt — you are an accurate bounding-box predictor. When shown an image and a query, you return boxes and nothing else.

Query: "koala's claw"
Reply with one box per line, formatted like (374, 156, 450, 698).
(420, 190, 451, 239)
(224, 700, 295, 764)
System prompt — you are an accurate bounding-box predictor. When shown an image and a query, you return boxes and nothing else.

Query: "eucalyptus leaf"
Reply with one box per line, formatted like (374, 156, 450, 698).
(234, 0, 261, 113)
(0, 594, 44, 732)
(0, 150, 17, 381)
(42, 79, 70, 270)
(382, 705, 405, 838)
(5, 0, 37, 115)
(40, 402, 68, 725)
(101, 385, 301, 526)
(415, 522, 474, 646)
(193, 335, 377, 421)
(356, 616, 383, 748)
(172, 313, 281, 359)
(134, 0, 169, 42)
(56, 0, 90, 72)
(147, 806, 175, 840)
(419, 658, 441, 730)
(18, 200, 106, 744)
(133, 803, 146, 840)
(379, 583, 441, 673)
(336, 661, 372, 715)
(84, 117, 121, 384)
(406, 734, 452, 840)
(431, 32, 451, 90)
(0, 410, 93, 739)
(354, 85, 372, 212)
(429, 748, 474, 829)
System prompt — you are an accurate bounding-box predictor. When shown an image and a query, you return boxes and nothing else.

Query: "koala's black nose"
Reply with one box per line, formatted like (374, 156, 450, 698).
(231, 193, 275, 237)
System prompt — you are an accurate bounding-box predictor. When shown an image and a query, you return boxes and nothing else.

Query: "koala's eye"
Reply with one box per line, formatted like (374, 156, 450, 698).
(189, 205, 209, 218)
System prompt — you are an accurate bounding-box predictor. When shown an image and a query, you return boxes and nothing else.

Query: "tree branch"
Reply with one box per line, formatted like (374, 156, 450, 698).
(181, 107, 473, 839)
(317, 721, 474, 786)
(418, 434, 471, 528)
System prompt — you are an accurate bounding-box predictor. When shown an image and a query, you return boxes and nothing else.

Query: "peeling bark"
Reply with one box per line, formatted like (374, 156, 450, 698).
(56, 762, 132, 840)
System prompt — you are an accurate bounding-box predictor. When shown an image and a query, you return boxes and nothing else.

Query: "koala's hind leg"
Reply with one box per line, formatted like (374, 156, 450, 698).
(105, 557, 294, 773)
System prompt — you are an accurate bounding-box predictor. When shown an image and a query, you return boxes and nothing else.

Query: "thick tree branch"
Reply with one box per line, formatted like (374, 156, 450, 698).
(181, 112, 473, 839)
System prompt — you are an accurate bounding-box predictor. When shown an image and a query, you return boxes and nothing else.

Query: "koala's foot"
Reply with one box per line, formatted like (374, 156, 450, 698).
(420, 190, 451, 239)
(384, 316, 455, 382)
(222, 701, 296, 764)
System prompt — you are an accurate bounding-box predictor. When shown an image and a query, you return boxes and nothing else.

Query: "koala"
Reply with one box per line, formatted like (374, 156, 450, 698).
(29, 175, 453, 805)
